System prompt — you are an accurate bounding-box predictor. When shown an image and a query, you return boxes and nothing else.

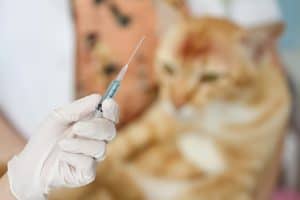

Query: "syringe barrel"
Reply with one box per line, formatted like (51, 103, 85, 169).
(103, 80, 120, 99)
(96, 80, 120, 111)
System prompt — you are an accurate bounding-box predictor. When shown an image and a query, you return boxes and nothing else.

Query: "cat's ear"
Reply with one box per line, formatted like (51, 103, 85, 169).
(153, 0, 188, 36)
(243, 22, 285, 61)
(247, 22, 285, 42)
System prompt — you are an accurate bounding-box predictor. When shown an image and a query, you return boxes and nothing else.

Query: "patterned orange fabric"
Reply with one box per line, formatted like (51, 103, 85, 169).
(73, 0, 158, 126)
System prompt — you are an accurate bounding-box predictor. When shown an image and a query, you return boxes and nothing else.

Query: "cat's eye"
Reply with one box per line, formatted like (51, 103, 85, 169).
(200, 72, 219, 82)
(163, 64, 175, 75)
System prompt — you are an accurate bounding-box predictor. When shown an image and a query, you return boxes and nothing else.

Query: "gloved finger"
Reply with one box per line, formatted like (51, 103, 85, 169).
(102, 98, 119, 123)
(59, 138, 106, 161)
(50, 94, 101, 126)
(59, 151, 96, 170)
(72, 118, 116, 141)
(58, 152, 96, 187)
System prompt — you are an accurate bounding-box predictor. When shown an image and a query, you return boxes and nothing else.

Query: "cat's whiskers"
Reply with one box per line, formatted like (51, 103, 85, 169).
(162, 100, 199, 120)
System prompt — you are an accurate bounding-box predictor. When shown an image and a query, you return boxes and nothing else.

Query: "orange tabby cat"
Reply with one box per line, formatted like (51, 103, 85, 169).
(50, 1, 290, 200)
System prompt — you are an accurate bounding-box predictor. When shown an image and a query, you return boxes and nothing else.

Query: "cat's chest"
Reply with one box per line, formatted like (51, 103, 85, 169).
(162, 100, 260, 135)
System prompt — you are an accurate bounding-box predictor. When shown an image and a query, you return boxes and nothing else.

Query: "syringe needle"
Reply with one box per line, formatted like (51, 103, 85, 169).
(116, 36, 145, 81)
(127, 36, 146, 66)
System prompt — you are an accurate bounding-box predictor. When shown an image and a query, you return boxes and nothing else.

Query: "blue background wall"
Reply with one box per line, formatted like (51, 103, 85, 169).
(279, 0, 300, 93)
(279, 0, 300, 50)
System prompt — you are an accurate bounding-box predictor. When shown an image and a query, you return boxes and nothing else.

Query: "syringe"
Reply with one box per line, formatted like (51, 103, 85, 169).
(95, 37, 145, 117)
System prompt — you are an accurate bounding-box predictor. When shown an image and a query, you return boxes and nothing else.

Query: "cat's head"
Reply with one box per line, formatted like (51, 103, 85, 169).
(154, 1, 284, 112)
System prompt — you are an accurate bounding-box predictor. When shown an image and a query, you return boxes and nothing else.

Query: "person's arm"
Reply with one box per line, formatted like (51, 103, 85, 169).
(0, 113, 26, 199)
(0, 112, 25, 172)
(0, 173, 16, 200)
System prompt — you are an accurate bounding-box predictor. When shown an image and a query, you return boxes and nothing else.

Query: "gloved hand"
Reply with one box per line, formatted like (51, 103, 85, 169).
(7, 94, 119, 200)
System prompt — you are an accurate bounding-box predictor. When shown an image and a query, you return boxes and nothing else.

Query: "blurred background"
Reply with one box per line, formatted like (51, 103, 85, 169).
(0, 0, 299, 199)
(278, 0, 300, 192)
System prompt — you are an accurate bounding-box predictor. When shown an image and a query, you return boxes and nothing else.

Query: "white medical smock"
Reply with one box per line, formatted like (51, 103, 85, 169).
(0, 0, 75, 138)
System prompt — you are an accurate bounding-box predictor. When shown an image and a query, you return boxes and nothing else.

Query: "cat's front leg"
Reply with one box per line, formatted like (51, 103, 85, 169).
(108, 103, 176, 160)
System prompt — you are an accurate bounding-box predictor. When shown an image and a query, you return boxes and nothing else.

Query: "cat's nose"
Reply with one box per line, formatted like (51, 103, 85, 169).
(172, 91, 190, 109)
(173, 97, 186, 109)
(172, 85, 194, 109)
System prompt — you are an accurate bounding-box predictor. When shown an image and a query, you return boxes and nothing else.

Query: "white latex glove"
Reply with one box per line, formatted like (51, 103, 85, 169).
(7, 94, 119, 200)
